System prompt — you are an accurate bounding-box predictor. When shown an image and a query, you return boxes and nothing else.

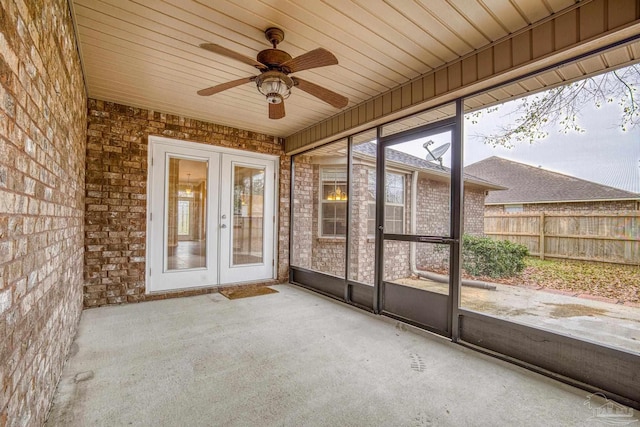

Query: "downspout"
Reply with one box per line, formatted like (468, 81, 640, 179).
(409, 171, 496, 291)
(409, 170, 419, 276)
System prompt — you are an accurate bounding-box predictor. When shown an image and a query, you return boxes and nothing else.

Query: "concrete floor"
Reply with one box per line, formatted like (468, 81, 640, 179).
(396, 277, 640, 354)
(46, 284, 637, 426)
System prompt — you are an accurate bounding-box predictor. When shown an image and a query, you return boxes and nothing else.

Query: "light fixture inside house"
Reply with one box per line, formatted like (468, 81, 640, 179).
(326, 187, 347, 201)
(255, 70, 293, 104)
(185, 173, 192, 195)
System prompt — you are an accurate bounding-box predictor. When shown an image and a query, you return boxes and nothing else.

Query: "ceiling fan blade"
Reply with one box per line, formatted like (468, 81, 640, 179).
(292, 77, 348, 109)
(200, 43, 267, 70)
(269, 101, 285, 119)
(197, 77, 255, 96)
(281, 48, 338, 73)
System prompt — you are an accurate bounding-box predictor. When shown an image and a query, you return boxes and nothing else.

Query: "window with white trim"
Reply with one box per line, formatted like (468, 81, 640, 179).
(320, 168, 348, 237)
(367, 169, 405, 235)
(505, 204, 523, 213)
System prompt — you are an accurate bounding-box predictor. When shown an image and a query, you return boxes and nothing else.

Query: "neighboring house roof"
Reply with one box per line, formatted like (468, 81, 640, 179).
(353, 143, 503, 190)
(561, 157, 640, 194)
(465, 156, 640, 204)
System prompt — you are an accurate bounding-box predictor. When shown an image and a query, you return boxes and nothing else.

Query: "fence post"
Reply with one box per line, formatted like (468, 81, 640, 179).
(539, 212, 545, 260)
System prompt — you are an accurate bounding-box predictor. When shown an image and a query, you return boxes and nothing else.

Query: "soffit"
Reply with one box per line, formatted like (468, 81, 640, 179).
(70, 0, 576, 138)
(376, 40, 640, 137)
(285, 36, 640, 155)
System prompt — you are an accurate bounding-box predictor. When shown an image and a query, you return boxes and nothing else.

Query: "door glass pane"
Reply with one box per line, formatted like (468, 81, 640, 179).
(233, 165, 265, 265)
(166, 158, 207, 271)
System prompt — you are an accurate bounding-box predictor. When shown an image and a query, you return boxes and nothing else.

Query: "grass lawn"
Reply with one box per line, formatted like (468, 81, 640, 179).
(465, 257, 640, 304)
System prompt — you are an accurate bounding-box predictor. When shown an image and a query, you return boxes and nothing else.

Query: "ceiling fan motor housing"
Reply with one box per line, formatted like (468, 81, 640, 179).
(257, 49, 292, 68)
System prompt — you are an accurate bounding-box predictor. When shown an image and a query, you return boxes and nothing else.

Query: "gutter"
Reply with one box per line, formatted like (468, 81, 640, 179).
(485, 197, 640, 205)
(409, 170, 496, 291)
(384, 158, 505, 191)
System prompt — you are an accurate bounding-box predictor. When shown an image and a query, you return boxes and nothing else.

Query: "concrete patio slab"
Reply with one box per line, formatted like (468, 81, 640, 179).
(46, 284, 638, 426)
(395, 277, 640, 354)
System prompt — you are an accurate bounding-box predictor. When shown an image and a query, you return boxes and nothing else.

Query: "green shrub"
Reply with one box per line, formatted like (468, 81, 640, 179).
(462, 235, 529, 278)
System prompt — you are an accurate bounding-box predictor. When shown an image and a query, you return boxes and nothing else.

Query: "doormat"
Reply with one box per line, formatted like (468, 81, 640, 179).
(219, 286, 278, 300)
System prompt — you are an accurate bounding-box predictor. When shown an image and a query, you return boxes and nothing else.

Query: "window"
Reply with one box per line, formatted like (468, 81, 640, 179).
(367, 169, 405, 235)
(320, 168, 347, 237)
(178, 200, 190, 235)
(505, 204, 523, 213)
(367, 169, 376, 235)
(385, 172, 405, 233)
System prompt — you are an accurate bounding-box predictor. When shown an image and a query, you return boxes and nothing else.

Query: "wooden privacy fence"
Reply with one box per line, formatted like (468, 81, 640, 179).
(484, 211, 640, 266)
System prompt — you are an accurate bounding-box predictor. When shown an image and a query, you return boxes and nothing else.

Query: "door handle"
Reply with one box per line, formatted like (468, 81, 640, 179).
(220, 224, 227, 229)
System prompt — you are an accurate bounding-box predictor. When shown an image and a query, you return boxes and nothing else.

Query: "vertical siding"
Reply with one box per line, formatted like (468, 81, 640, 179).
(285, 0, 640, 153)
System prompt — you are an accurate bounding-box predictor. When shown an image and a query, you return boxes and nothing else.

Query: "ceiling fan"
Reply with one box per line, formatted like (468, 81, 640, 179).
(197, 27, 349, 119)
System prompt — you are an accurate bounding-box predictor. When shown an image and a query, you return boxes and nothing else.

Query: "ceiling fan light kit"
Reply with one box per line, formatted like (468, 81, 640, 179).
(256, 71, 293, 104)
(198, 27, 348, 119)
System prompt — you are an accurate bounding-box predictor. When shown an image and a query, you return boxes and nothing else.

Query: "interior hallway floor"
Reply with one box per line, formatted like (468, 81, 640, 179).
(46, 284, 637, 426)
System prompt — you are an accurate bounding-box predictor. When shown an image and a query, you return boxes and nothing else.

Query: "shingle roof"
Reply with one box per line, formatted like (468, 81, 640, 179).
(353, 143, 502, 189)
(465, 156, 640, 204)
(558, 158, 640, 194)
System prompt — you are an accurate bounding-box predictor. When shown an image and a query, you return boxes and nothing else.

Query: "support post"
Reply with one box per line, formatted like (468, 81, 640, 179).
(449, 99, 464, 342)
(539, 212, 545, 260)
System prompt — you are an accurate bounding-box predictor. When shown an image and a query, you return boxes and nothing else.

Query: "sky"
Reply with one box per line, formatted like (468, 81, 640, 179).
(464, 101, 640, 193)
(393, 94, 640, 194)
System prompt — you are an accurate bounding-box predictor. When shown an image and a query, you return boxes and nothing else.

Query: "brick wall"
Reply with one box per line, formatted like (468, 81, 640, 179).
(0, 0, 87, 425)
(350, 163, 374, 284)
(352, 165, 414, 284)
(463, 187, 486, 235)
(84, 99, 289, 307)
(414, 179, 486, 271)
(310, 165, 346, 277)
(291, 157, 313, 270)
(414, 179, 486, 237)
(290, 159, 488, 283)
(485, 199, 638, 214)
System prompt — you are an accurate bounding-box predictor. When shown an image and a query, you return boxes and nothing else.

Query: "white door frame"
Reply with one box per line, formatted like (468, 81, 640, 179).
(146, 136, 279, 293)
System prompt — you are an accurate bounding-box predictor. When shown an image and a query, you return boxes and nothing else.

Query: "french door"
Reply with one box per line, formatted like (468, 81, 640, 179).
(147, 137, 276, 292)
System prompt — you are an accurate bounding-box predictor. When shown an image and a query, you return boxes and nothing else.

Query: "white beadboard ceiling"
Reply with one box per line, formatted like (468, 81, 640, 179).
(71, 0, 579, 138)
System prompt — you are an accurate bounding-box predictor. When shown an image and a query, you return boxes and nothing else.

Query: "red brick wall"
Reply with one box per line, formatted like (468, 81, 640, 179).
(0, 0, 87, 424)
(84, 100, 289, 308)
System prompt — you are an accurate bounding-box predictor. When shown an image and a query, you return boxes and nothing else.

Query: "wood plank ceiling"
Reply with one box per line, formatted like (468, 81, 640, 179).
(71, 0, 578, 138)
